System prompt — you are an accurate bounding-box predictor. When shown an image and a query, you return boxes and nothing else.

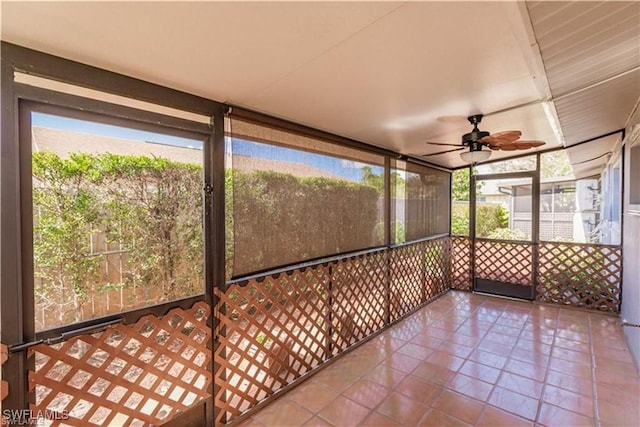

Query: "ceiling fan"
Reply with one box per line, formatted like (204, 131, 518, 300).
(422, 114, 546, 163)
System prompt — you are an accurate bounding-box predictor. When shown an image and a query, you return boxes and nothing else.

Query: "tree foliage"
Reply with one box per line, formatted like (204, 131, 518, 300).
(451, 203, 510, 237)
(452, 168, 471, 201)
(361, 165, 405, 197)
(33, 152, 203, 327)
(540, 150, 573, 179)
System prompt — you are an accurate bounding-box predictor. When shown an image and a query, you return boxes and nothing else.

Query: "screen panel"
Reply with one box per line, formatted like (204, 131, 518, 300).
(227, 118, 385, 277)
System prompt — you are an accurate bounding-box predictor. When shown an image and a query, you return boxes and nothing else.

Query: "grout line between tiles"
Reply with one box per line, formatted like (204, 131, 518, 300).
(535, 303, 560, 426)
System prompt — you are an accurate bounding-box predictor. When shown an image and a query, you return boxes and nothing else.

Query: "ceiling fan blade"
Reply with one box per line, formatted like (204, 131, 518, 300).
(480, 130, 522, 145)
(421, 147, 465, 156)
(425, 141, 463, 147)
(499, 140, 546, 151)
(491, 130, 522, 140)
(517, 140, 546, 147)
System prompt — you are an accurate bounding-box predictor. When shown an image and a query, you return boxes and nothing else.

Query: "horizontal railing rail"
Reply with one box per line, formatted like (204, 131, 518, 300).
(474, 237, 535, 245)
(35, 293, 205, 342)
(227, 233, 450, 288)
(538, 239, 622, 249)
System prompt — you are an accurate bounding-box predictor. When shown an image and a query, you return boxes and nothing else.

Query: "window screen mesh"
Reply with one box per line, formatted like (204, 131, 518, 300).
(391, 160, 451, 243)
(226, 118, 385, 277)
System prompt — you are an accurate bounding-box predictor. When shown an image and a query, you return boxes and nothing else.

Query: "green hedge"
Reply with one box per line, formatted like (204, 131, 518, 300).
(229, 170, 381, 277)
(33, 152, 382, 323)
(33, 151, 203, 324)
(451, 203, 509, 237)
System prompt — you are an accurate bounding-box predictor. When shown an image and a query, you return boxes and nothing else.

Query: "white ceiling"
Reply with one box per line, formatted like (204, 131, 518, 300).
(2, 1, 638, 170)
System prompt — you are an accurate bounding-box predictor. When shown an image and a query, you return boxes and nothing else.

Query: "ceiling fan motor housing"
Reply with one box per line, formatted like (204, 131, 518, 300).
(462, 114, 489, 148)
(462, 130, 490, 147)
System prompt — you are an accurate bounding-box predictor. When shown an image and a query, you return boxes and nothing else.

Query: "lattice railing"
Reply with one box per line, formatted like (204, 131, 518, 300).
(388, 237, 450, 321)
(424, 237, 451, 299)
(1, 343, 7, 403)
(330, 252, 387, 353)
(536, 242, 622, 312)
(389, 243, 426, 321)
(4, 236, 625, 426)
(214, 237, 451, 424)
(474, 240, 533, 286)
(450, 236, 472, 291)
(28, 301, 211, 426)
(214, 266, 330, 424)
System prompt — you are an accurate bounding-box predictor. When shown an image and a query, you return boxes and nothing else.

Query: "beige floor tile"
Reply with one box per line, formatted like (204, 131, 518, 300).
(236, 417, 266, 427)
(553, 336, 591, 353)
(376, 391, 430, 426)
(551, 346, 592, 365)
(487, 387, 539, 421)
(545, 370, 593, 397)
(342, 379, 389, 409)
(253, 399, 313, 427)
(419, 409, 470, 427)
(433, 390, 484, 425)
(359, 412, 402, 426)
(477, 340, 514, 357)
(548, 356, 592, 378)
(598, 397, 640, 427)
(396, 342, 434, 360)
(411, 333, 444, 350)
(362, 364, 406, 389)
(447, 373, 494, 401)
(382, 352, 422, 374)
(312, 367, 360, 393)
(302, 416, 334, 427)
(425, 350, 465, 371)
(496, 371, 544, 399)
(541, 384, 594, 417)
(317, 395, 370, 426)
(394, 374, 444, 405)
(537, 403, 595, 427)
(289, 381, 338, 413)
(476, 405, 533, 427)
(436, 341, 474, 358)
(412, 361, 456, 386)
(467, 349, 508, 370)
(459, 360, 501, 384)
(503, 358, 547, 383)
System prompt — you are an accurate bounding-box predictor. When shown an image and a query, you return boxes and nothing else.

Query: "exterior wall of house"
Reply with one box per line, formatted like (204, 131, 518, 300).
(622, 109, 640, 371)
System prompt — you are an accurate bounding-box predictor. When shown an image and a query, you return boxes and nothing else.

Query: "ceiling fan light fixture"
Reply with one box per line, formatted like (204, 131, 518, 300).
(460, 149, 491, 163)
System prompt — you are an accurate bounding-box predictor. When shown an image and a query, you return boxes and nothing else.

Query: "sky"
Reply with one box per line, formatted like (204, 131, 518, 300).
(32, 112, 383, 182)
(32, 112, 203, 149)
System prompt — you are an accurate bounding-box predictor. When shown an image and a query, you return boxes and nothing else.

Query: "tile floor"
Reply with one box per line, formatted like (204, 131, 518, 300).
(238, 291, 640, 427)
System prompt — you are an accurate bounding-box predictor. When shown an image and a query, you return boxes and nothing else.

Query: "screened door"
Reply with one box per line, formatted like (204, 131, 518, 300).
(473, 174, 536, 300)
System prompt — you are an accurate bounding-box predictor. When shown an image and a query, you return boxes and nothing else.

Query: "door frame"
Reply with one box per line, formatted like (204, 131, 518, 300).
(470, 170, 540, 300)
